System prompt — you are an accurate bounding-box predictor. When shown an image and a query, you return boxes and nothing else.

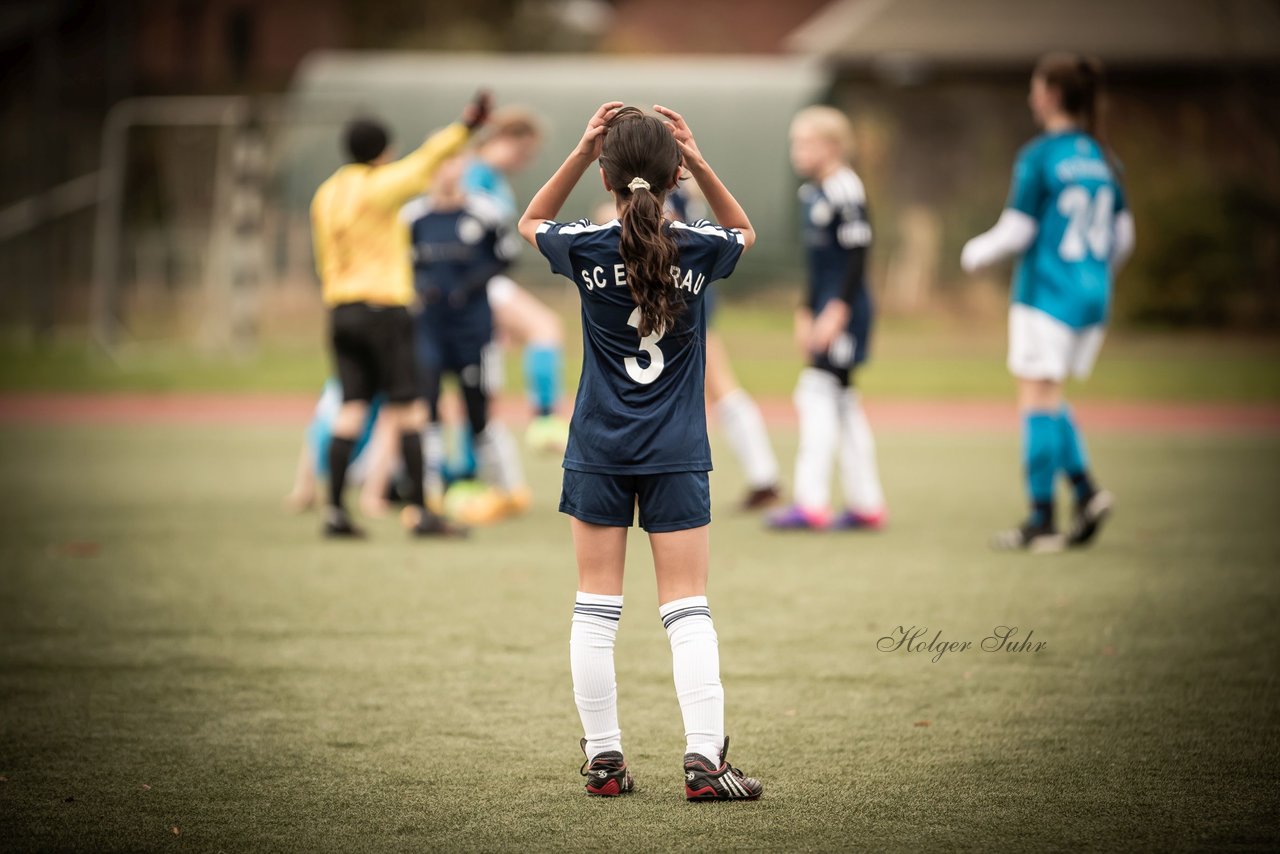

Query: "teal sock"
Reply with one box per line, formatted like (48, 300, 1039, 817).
(524, 345, 563, 417)
(1057, 406, 1095, 503)
(1023, 411, 1058, 526)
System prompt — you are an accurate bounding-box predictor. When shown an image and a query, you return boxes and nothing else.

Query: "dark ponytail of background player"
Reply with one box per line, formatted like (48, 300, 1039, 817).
(600, 107, 682, 339)
(1034, 52, 1122, 181)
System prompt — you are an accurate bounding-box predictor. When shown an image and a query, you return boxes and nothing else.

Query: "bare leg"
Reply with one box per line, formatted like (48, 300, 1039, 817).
(650, 525, 710, 606)
(571, 518, 627, 594)
(284, 441, 317, 513)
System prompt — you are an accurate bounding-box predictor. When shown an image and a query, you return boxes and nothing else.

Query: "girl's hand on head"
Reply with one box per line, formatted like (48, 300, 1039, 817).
(654, 105, 704, 169)
(576, 101, 624, 160)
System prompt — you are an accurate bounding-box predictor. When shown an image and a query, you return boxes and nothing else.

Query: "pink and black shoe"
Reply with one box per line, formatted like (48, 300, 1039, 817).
(832, 508, 887, 531)
(766, 505, 829, 531)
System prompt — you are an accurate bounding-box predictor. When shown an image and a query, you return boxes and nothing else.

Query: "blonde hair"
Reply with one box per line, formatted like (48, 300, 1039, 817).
(474, 106, 545, 147)
(791, 105, 855, 161)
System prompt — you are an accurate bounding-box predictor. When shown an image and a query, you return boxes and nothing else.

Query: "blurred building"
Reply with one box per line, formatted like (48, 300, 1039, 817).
(2, 0, 1277, 343)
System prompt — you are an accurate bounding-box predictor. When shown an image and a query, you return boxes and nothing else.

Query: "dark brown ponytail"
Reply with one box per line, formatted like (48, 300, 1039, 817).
(600, 106, 682, 339)
(1035, 52, 1107, 144)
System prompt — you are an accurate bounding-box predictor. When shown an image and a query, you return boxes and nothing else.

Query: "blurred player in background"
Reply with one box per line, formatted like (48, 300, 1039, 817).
(962, 53, 1134, 552)
(519, 103, 763, 801)
(283, 380, 382, 513)
(464, 108, 572, 453)
(402, 156, 529, 525)
(769, 106, 886, 532)
(665, 185, 781, 510)
(309, 92, 489, 538)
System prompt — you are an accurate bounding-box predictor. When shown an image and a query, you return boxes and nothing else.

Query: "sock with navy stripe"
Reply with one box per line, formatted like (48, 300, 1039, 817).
(660, 595, 724, 764)
(570, 592, 624, 762)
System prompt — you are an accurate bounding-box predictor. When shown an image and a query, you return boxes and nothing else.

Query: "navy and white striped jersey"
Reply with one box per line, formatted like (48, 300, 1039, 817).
(401, 194, 517, 343)
(800, 166, 873, 315)
(536, 218, 745, 474)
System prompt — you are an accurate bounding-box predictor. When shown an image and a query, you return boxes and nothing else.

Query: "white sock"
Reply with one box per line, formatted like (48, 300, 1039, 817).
(792, 368, 841, 512)
(715, 388, 779, 490)
(422, 423, 445, 503)
(660, 596, 724, 764)
(570, 592, 623, 762)
(838, 389, 885, 514)
(475, 422, 525, 493)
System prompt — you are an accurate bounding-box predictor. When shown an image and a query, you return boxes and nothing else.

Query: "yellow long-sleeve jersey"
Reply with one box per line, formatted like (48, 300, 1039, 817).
(311, 122, 471, 307)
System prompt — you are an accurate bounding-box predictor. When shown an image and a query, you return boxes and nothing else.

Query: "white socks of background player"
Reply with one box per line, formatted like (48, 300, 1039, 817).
(475, 422, 525, 493)
(422, 423, 445, 503)
(793, 368, 841, 511)
(661, 596, 725, 764)
(571, 592, 624, 762)
(715, 388, 779, 490)
(838, 389, 885, 514)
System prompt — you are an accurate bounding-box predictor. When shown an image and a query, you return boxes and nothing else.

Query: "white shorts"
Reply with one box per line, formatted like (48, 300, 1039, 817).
(486, 274, 519, 309)
(1007, 304, 1105, 382)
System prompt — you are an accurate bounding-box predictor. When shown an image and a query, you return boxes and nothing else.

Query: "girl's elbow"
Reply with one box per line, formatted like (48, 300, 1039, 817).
(739, 228, 757, 251)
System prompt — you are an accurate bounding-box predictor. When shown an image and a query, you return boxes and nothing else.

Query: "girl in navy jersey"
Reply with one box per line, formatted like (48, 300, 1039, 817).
(517, 103, 764, 801)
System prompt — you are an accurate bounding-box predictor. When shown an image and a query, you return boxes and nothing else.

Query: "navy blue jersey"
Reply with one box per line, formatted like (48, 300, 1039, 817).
(401, 194, 516, 347)
(800, 167, 873, 322)
(536, 218, 745, 474)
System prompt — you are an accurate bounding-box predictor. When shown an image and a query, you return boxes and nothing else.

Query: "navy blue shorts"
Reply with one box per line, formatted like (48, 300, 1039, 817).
(560, 469, 711, 533)
(810, 301, 873, 387)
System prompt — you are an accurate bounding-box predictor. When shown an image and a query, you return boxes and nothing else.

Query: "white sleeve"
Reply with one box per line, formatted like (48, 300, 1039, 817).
(961, 209, 1038, 273)
(1111, 210, 1135, 273)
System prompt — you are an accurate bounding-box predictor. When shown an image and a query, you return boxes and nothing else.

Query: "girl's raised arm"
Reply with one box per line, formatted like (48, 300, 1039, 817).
(518, 101, 623, 246)
(653, 105, 756, 250)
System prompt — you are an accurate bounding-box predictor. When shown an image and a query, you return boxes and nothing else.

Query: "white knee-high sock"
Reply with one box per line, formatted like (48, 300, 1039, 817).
(660, 596, 724, 764)
(421, 423, 445, 503)
(570, 592, 623, 762)
(715, 388, 780, 490)
(476, 422, 525, 493)
(838, 389, 885, 514)
(793, 368, 841, 512)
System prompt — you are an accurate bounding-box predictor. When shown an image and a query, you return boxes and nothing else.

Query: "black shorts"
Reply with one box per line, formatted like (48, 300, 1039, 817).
(330, 302, 417, 404)
(559, 469, 711, 533)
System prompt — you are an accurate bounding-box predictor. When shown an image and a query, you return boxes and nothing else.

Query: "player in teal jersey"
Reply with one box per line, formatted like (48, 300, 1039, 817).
(963, 53, 1135, 552)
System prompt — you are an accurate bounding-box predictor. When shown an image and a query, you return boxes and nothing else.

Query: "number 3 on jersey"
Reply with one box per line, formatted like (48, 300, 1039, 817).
(1057, 185, 1114, 262)
(624, 307, 665, 384)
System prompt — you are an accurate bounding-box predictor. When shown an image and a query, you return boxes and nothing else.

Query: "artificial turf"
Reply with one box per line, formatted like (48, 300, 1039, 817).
(1, 424, 1277, 851)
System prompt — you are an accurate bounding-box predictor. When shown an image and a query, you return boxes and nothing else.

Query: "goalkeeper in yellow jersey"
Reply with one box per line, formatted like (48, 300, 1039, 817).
(310, 90, 490, 538)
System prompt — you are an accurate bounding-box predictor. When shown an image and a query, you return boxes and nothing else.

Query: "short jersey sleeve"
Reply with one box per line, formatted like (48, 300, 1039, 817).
(822, 170, 873, 251)
(682, 219, 745, 282)
(535, 219, 587, 280)
(1006, 142, 1047, 216)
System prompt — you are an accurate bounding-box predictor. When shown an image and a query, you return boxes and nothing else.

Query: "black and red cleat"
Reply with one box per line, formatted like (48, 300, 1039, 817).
(579, 738, 634, 797)
(684, 737, 763, 801)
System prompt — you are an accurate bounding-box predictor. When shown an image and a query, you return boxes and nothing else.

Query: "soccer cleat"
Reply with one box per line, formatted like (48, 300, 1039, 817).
(832, 508, 887, 531)
(740, 484, 781, 512)
(990, 518, 1064, 553)
(322, 506, 366, 539)
(684, 737, 762, 802)
(1067, 489, 1114, 547)
(526, 415, 571, 454)
(402, 505, 468, 538)
(766, 505, 829, 531)
(579, 738, 634, 797)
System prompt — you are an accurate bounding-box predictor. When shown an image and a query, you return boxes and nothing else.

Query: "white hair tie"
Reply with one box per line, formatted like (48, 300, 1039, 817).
(627, 177, 651, 192)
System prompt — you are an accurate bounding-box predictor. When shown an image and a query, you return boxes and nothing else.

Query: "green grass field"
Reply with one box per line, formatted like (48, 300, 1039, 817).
(2, 423, 1278, 851)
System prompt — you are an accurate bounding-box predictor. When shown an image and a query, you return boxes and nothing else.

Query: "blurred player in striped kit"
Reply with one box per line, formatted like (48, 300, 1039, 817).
(665, 185, 781, 510)
(962, 54, 1134, 552)
(769, 106, 887, 532)
(519, 103, 763, 801)
(309, 92, 489, 538)
(463, 108, 573, 454)
(401, 156, 529, 525)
